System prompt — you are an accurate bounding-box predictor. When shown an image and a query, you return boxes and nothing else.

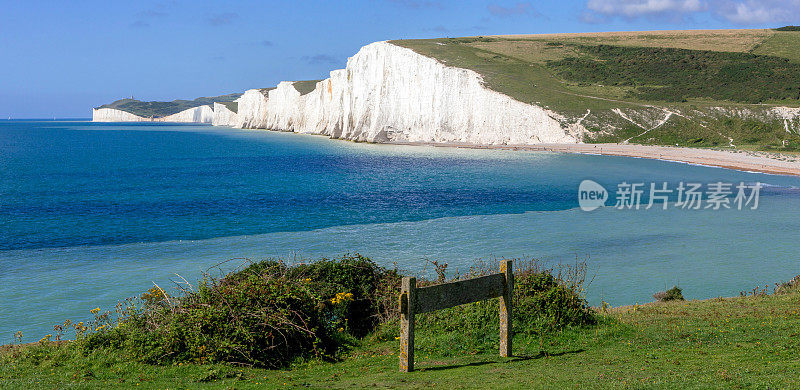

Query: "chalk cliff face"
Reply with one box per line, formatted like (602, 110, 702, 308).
(228, 42, 583, 144)
(93, 41, 800, 145)
(160, 105, 214, 123)
(92, 106, 214, 123)
(92, 108, 150, 122)
(212, 102, 239, 126)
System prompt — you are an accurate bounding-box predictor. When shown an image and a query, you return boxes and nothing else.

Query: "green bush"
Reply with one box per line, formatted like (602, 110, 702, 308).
(289, 254, 401, 337)
(653, 286, 685, 302)
(79, 254, 399, 368)
(514, 270, 595, 330)
(547, 44, 800, 103)
(70, 256, 595, 368)
(85, 272, 334, 368)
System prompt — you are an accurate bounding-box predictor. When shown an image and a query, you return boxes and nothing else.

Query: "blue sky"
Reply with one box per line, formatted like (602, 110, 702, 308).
(1, 0, 797, 118)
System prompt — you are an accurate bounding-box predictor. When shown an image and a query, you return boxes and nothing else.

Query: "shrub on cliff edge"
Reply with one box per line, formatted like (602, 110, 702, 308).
(81, 254, 399, 368)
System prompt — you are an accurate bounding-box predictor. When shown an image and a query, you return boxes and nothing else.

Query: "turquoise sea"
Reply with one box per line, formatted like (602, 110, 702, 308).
(2, 120, 799, 343)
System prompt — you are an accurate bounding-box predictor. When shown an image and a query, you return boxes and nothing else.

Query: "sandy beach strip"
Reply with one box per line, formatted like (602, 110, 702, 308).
(391, 142, 800, 177)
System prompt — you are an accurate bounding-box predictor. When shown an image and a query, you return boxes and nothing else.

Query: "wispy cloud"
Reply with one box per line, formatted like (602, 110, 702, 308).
(137, 9, 168, 18)
(582, 0, 800, 24)
(714, 0, 800, 24)
(206, 12, 238, 26)
(301, 54, 340, 65)
(487, 2, 539, 17)
(130, 6, 168, 28)
(586, 0, 703, 17)
(130, 20, 150, 28)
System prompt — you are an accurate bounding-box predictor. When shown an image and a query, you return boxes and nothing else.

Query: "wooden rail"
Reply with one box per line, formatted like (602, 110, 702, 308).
(399, 259, 513, 372)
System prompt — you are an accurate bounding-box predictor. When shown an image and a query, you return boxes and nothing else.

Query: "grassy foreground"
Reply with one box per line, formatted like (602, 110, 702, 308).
(2, 284, 799, 388)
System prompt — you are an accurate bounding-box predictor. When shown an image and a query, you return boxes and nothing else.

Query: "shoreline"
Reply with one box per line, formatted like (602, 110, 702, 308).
(390, 141, 800, 177)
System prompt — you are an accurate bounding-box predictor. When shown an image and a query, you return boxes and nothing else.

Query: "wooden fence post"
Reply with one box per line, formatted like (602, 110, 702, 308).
(399, 277, 416, 372)
(499, 260, 513, 357)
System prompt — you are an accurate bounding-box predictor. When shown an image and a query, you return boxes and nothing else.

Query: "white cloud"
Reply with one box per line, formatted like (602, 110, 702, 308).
(488, 2, 539, 17)
(715, 0, 800, 24)
(583, 0, 800, 24)
(586, 0, 704, 17)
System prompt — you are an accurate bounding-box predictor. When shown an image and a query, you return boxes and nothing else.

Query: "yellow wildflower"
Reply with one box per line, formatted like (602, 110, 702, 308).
(90, 307, 100, 314)
(330, 291, 355, 304)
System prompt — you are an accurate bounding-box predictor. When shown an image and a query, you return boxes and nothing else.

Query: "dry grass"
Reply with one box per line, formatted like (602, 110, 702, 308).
(467, 40, 581, 63)
(489, 29, 774, 54)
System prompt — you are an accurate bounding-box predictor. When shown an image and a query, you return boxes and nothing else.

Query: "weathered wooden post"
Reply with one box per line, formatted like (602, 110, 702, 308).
(398, 261, 513, 372)
(399, 277, 416, 372)
(499, 259, 513, 357)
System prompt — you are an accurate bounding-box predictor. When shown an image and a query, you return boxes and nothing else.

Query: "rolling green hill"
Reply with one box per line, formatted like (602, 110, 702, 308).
(96, 93, 242, 118)
(391, 28, 800, 151)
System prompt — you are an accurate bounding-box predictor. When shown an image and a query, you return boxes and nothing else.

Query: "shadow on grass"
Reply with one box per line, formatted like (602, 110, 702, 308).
(416, 349, 586, 372)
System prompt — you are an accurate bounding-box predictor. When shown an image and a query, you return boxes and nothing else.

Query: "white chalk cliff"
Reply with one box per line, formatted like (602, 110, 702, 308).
(95, 40, 800, 145)
(214, 41, 584, 144)
(212, 103, 238, 126)
(92, 105, 214, 123)
(92, 108, 151, 122)
(161, 105, 214, 123)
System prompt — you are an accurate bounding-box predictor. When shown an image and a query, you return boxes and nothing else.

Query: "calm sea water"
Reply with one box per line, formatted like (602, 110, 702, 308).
(2, 120, 799, 343)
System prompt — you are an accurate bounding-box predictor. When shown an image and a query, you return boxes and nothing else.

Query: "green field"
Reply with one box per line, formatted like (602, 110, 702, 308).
(391, 29, 800, 151)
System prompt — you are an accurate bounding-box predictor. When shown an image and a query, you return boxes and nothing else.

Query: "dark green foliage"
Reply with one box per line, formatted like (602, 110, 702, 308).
(775, 26, 800, 31)
(290, 255, 401, 337)
(97, 93, 242, 118)
(653, 286, 685, 302)
(548, 44, 800, 103)
(55, 256, 595, 369)
(80, 255, 399, 368)
(514, 270, 595, 330)
(86, 272, 333, 368)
